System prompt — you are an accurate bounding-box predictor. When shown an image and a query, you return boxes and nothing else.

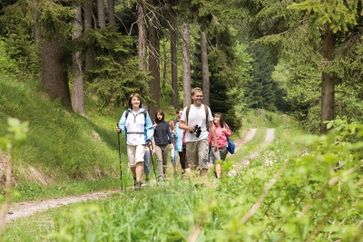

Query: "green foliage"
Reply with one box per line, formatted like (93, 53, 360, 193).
(39, 0, 73, 39)
(288, 0, 360, 33)
(0, 2, 39, 75)
(86, 29, 151, 110)
(0, 40, 19, 75)
(0, 118, 29, 152)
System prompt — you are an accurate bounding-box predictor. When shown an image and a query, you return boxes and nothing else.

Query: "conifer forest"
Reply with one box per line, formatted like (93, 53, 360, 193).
(0, 1, 362, 241)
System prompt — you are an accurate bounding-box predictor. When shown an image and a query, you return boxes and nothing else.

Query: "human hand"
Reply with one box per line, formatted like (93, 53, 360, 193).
(187, 125, 195, 133)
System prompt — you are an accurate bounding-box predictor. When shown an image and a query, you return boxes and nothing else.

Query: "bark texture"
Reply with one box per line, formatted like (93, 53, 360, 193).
(201, 31, 210, 106)
(182, 23, 191, 107)
(41, 39, 71, 108)
(320, 24, 335, 134)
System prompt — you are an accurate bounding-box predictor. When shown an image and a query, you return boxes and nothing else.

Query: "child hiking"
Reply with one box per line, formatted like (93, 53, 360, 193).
(153, 110, 172, 181)
(117, 93, 154, 190)
(209, 112, 232, 178)
(170, 109, 188, 174)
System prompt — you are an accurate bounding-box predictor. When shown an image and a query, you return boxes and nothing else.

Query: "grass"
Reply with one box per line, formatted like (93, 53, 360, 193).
(2, 112, 362, 241)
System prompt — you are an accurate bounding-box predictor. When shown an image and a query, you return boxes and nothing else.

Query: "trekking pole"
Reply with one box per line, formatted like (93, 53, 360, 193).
(171, 133, 177, 176)
(117, 130, 124, 191)
(172, 143, 176, 176)
(148, 142, 158, 185)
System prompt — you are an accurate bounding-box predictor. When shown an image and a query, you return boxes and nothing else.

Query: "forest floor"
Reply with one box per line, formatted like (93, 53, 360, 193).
(5, 128, 273, 224)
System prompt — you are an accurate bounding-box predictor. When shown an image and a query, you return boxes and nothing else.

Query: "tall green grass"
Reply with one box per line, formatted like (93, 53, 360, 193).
(3, 114, 362, 241)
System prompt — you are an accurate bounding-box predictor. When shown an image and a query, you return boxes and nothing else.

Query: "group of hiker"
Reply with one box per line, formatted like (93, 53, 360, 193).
(117, 87, 232, 190)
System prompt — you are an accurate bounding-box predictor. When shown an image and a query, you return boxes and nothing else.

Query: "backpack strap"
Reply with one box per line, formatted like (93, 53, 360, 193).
(204, 104, 210, 131)
(186, 105, 191, 125)
(124, 109, 148, 133)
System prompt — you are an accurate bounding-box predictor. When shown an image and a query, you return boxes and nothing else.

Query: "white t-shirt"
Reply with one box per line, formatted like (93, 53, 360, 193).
(180, 104, 213, 142)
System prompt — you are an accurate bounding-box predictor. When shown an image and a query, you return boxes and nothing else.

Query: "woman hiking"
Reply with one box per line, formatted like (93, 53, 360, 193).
(209, 112, 232, 178)
(117, 93, 154, 190)
(153, 110, 172, 181)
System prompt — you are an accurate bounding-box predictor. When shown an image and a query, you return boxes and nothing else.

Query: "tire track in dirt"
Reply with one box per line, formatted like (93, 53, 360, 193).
(235, 128, 257, 152)
(228, 128, 275, 177)
(5, 191, 116, 224)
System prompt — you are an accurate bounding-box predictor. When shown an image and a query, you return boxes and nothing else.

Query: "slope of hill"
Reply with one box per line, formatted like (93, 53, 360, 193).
(0, 44, 122, 200)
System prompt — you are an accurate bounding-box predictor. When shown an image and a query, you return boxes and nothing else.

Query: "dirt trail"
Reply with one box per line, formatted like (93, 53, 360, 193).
(4, 128, 266, 224)
(5, 191, 116, 224)
(235, 128, 257, 152)
(228, 128, 275, 177)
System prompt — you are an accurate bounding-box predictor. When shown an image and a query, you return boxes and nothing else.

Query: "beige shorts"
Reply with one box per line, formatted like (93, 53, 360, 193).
(127, 144, 145, 167)
(186, 139, 209, 170)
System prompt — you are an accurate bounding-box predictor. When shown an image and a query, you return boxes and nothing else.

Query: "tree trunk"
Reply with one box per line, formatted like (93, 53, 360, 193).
(107, 0, 115, 26)
(97, 0, 105, 29)
(162, 40, 167, 96)
(320, 24, 335, 134)
(148, 16, 160, 118)
(72, 6, 85, 115)
(137, 0, 147, 71)
(41, 39, 71, 108)
(182, 23, 191, 107)
(201, 31, 210, 106)
(32, 0, 41, 45)
(170, 13, 178, 109)
(84, 0, 94, 72)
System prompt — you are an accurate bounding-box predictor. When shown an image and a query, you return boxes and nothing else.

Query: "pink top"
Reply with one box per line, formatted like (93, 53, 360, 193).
(209, 123, 232, 148)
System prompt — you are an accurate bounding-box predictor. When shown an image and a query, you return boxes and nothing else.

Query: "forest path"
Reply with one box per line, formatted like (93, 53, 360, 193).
(235, 128, 257, 152)
(5, 190, 116, 224)
(228, 128, 275, 177)
(4, 128, 267, 224)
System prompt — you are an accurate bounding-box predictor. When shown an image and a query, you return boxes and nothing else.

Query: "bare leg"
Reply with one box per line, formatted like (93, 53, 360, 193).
(215, 163, 222, 178)
(130, 166, 136, 178)
(135, 162, 144, 182)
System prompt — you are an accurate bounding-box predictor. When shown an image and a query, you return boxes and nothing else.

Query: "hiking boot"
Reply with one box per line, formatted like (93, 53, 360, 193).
(134, 181, 142, 190)
(200, 169, 208, 176)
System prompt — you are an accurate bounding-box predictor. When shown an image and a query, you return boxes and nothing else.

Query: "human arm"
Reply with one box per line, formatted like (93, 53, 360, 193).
(145, 112, 155, 142)
(223, 123, 232, 137)
(178, 120, 195, 133)
(116, 111, 127, 133)
(178, 108, 196, 133)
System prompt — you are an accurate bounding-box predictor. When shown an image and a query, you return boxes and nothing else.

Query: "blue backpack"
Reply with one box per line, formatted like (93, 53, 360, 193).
(227, 138, 235, 154)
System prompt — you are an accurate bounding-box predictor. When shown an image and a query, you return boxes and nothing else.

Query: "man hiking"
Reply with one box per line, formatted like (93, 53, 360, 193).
(179, 87, 216, 176)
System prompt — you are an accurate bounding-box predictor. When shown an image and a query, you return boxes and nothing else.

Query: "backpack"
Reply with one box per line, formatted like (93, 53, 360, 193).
(185, 104, 210, 130)
(227, 138, 235, 154)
